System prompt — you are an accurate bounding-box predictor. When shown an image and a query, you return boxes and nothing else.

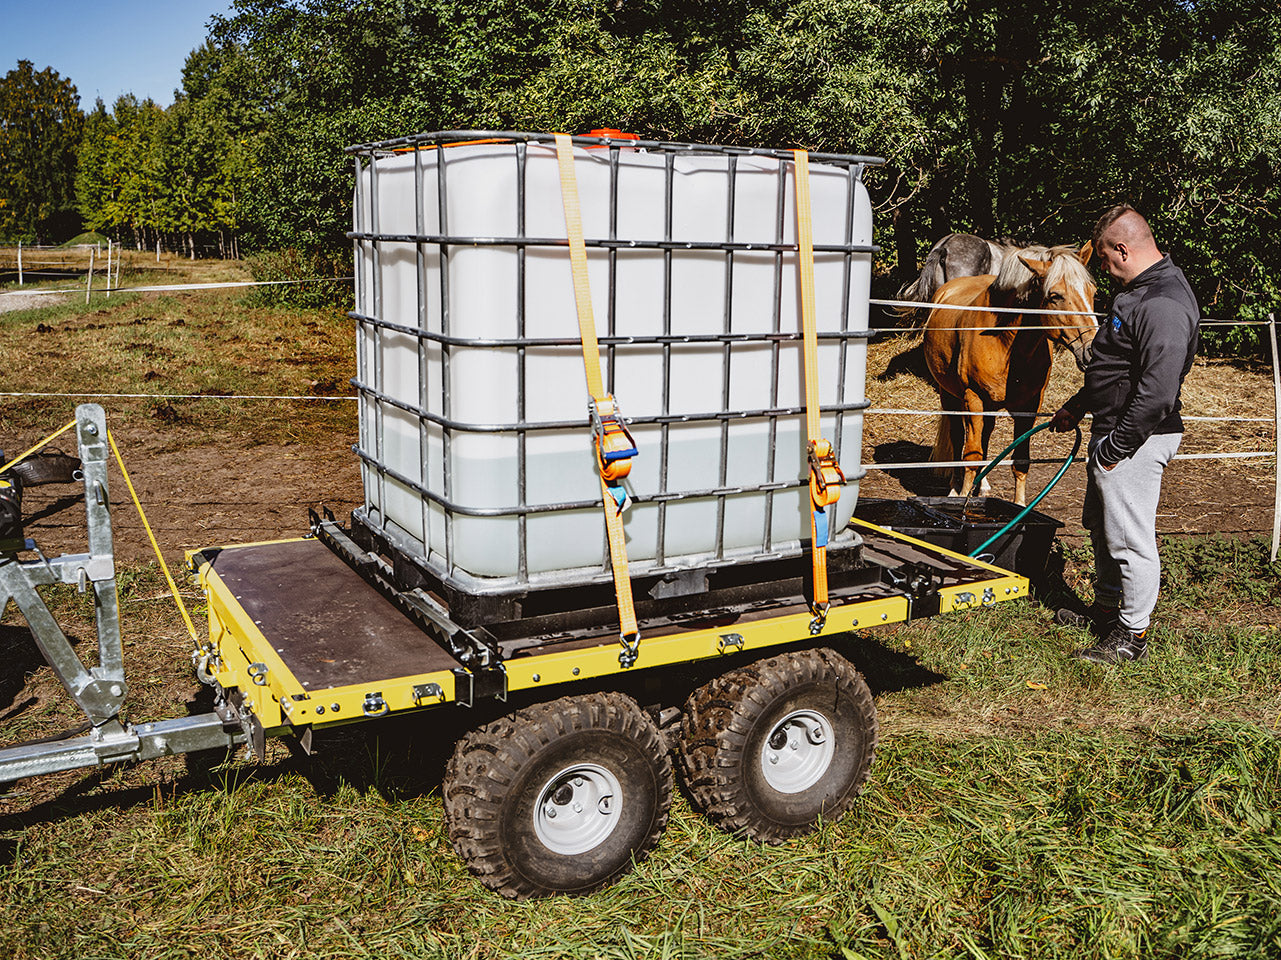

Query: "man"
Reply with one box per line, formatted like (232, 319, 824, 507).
(1050, 205, 1199, 664)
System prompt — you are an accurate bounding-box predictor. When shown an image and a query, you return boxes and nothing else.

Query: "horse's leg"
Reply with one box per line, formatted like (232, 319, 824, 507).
(936, 392, 966, 496)
(979, 409, 996, 496)
(959, 390, 987, 498)
(1010, 395, 1042, 507)
(951, 402, 967, 496)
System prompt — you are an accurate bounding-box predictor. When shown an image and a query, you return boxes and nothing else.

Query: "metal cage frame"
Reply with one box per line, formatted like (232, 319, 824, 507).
(345, 130, 883, 619)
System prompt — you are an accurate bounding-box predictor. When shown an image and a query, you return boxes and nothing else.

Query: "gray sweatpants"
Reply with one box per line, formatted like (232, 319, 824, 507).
(1082, 431, 1182, 634)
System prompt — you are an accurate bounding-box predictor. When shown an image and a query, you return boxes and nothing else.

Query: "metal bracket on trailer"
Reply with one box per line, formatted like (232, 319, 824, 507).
(0, 404, 246, 784)
(882, 561, 942, 621)
(0, 714, 244, 783)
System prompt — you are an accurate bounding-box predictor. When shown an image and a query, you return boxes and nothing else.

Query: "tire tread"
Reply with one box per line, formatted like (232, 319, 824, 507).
(678, 648, 877, 843)
(444, 691, 672, 899)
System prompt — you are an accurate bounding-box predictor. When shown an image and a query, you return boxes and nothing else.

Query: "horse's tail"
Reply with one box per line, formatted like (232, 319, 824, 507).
(895, 245, 948, 341)
(932, 401, 956, 479)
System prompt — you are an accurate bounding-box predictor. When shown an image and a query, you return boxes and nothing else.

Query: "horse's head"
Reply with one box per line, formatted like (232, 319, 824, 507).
(1013, 243, 1097, 371)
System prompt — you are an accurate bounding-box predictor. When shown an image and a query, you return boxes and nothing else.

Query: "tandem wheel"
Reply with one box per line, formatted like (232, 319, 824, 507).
(443, 691, 673, 899)
(678, 647, 878, 842)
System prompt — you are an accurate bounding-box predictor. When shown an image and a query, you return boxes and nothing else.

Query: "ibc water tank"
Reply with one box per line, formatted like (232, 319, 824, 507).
(348, 131, 878, 600)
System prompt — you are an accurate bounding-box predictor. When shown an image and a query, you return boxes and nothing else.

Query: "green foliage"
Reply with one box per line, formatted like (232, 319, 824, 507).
(243, 246, 351, 307)
(1159, 534, 1281, 607)
(13, 0, 1281, 344)
(0, 61, 84, 243)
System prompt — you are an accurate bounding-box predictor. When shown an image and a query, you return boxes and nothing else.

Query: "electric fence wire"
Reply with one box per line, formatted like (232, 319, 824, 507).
(0, 282, 1273, 472)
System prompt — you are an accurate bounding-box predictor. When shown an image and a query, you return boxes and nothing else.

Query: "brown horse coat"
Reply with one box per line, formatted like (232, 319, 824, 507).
(924, 245, 1096, 505)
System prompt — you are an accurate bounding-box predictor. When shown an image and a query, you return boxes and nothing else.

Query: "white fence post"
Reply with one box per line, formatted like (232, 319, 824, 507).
(106, 239, 112, 298)
(1270, 312, 1280, 562)
(85, 247, 95, 304)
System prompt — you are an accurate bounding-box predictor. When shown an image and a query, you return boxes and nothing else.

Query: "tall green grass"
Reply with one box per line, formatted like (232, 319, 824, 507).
(1, 724, 1277, 959)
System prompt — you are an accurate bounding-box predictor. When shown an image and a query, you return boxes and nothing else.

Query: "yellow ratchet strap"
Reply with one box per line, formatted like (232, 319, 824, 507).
(107, 430, 200, 646)
(793, 149, 845, 634)
(554, 132, 641, 667)
(0, 419, 77, 475)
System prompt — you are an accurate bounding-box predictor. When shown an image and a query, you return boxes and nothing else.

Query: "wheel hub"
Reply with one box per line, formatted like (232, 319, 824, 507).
(533, 763, 622, 855)
(760, 709, 835, 793)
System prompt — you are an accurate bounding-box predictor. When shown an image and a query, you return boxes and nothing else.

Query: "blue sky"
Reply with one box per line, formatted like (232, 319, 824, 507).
(1, 1, 233, 108)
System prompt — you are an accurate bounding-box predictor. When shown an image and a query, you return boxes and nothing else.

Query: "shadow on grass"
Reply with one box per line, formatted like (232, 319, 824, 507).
(840, 632, 950, 696)
(0, 624, 75, 716)
(873, 340, 929, 382)
(0, 684, 468, 862)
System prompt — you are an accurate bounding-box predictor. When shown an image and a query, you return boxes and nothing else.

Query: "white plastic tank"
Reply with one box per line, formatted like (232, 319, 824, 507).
(350, 132, 875, 595)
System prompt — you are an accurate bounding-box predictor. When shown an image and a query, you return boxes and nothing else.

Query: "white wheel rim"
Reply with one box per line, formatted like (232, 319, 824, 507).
(533, 762, 622, 855)
(760, 709, 835, 793)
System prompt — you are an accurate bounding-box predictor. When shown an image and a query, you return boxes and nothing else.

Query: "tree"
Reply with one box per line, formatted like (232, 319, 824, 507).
(75, 100, 117, 234)
(171, 0, 1281, 337)
(0, 61, 84, 242)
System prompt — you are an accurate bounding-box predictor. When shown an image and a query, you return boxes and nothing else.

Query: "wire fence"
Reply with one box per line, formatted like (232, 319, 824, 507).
(1, 275, 1277, 549)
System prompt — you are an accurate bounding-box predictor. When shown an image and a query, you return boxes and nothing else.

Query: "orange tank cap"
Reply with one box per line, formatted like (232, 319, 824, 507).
(587, 128, 639, 141)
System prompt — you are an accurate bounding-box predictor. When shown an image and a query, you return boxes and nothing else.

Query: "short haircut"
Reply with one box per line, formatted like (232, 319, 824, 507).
(1092, 204, 1154, 249)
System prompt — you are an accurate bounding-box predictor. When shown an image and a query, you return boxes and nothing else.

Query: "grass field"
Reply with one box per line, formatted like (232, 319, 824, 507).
(1, 270, 1280, 959)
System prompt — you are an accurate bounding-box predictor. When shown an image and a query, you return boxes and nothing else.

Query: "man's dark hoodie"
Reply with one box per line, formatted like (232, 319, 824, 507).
(1064, 255, 1199, 466)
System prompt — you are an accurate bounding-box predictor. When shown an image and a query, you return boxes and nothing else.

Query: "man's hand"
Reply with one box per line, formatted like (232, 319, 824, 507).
(1049, 407, 1080, 433)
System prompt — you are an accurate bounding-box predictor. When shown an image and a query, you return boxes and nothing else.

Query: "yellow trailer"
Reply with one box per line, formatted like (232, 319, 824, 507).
(2, 404, 1028, 901)
(187, 506, 1026, 899)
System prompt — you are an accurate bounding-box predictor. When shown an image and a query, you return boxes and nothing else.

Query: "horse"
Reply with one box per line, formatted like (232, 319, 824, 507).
(924, 243, 1096, 506)
(895, 233, 1021, 319)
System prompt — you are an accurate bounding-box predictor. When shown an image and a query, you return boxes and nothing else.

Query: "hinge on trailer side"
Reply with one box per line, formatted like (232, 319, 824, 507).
(225, 689, 266, 760)
(451, 664, 508, 709)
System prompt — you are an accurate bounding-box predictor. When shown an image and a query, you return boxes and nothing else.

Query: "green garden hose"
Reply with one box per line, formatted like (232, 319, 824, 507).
(963, 420, 1083, 560)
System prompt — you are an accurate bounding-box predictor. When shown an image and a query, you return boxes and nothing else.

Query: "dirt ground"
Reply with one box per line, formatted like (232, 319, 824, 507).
(14, 422, 363, 565)
(858, 336, 1276, 543)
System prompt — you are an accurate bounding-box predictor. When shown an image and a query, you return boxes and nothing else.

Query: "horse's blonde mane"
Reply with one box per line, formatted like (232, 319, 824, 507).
(1044, 244, 1094, 303)
(992, 245, 1048, 299)
(993, 244, 1093, 302)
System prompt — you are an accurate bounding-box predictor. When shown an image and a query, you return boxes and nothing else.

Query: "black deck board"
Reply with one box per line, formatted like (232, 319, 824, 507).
(207, 538, 461, 690)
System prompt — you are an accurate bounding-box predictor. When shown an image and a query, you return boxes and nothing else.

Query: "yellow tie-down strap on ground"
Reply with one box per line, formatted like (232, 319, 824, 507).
(793, 149, 845, 635)
(554, 132, 642, 667)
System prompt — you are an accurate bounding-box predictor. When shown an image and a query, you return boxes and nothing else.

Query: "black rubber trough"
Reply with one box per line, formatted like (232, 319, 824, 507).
(852, 497, 1063, 581)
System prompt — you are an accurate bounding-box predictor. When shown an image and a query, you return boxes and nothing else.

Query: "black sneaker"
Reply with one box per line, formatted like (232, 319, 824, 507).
(1054, 603, 1120, 636)
(1072, 624, 1148, 664)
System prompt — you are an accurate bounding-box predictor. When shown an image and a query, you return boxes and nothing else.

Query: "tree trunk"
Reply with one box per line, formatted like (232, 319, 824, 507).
(892, 205, 918, 284)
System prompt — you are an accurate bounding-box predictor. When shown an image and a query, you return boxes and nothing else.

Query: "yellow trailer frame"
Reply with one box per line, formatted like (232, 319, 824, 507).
(188, 516, 1028, 745)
